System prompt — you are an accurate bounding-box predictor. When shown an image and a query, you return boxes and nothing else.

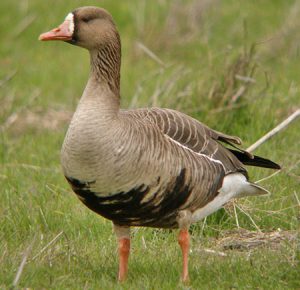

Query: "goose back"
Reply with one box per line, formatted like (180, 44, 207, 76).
(122, 107, 247, 176)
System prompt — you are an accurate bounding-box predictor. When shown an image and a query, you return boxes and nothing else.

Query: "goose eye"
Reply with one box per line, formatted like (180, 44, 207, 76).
(82, 17, 90, 23)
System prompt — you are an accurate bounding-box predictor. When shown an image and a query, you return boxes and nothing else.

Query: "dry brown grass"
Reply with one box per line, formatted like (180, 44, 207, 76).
(207, 43, 258, 108)
(162, 0, 219, 46)
(259, 1, 300, 57)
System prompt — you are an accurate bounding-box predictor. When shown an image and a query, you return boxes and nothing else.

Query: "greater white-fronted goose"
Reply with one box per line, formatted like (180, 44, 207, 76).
(39, 6, 280, 282)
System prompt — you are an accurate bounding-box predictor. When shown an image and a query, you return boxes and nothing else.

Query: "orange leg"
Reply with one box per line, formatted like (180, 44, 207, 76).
(118, 238, 130, 282)
(178, 229, 190, 283)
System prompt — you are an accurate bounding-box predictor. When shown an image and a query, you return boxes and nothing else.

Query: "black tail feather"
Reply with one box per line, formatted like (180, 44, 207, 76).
(229, 149, 281, 170)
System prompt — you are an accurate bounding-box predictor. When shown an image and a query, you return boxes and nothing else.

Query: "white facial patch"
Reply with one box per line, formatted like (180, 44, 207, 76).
(65, 12, 75, 34)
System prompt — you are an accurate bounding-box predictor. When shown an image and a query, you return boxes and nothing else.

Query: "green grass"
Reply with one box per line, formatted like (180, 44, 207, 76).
(1, 0, 299, 289)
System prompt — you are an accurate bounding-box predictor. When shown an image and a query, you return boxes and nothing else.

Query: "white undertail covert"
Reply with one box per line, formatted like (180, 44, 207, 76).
(191, 173, 270, 223)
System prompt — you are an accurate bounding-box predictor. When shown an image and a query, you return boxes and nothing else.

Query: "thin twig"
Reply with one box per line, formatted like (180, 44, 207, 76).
(293, 191, 300, 207)
(13, 235, 36, 287)
(0, 69, 18, 88)
(31, 231, 64, 261)
(200, 217, 207, 237)
(61, 231, 71, 269)
(1, 89, 40, 131)
(39, 208, 49, 230)
(230, 86, 246, 104)
(129, 67, 164, 108)
(150, 86, 163, 107)
(1, 243, 8, 266)
(136, 41, 166, 67)
(235, 204, 261, 232)
(233, 203, 240, 229)
(247, 109, 300, 152)
(13, 14, 36, 37)
(202, 248, 227, 257)
(141, 236, 147, 249)
(255, 170, 281, 184)
(83, 281, 90, 290)
(235, 74, 256, 83)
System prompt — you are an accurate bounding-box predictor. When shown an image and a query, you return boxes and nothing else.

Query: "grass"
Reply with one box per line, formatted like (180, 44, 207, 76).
(0, 0, 299, 289)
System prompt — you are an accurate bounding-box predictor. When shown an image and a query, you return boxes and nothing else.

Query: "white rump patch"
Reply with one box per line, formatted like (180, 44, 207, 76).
(219, 173, 269, 198)
(191, 173, 269, 223)
(65, 12, 75, 34)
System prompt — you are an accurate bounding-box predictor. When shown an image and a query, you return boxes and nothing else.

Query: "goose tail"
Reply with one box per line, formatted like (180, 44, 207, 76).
(229, 149, 281, 170)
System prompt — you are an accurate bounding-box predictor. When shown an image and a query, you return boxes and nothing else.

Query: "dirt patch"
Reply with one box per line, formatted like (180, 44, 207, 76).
(194, 229, 298, 261)
(2, 108, 72, 134)
(217, 228, 298, 251)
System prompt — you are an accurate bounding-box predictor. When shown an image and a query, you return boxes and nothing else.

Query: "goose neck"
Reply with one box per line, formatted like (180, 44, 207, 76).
(89, 40, 121, 98)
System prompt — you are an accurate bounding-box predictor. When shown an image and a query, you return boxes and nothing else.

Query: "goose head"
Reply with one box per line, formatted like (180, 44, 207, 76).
(39, 7, 121, 96)
(39, 6, 120, 51)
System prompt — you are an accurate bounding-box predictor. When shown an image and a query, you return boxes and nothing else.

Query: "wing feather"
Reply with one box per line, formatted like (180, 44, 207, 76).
(122, 107, 247, 176)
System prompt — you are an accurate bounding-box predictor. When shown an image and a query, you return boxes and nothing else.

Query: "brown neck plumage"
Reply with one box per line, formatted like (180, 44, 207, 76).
(90, 31, 121, 98)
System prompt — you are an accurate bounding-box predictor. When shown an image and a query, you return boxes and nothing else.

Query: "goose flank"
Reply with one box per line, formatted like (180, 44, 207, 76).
(39, 6, 280, 283)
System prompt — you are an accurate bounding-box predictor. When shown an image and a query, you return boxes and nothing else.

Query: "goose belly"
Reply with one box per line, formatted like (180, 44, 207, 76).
(65, 168, 193, 228)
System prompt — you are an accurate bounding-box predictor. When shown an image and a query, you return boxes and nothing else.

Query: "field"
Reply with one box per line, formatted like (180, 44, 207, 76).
(0, 0, 299, 289)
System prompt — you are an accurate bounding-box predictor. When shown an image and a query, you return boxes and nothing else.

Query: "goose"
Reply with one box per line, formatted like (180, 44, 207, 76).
(39, 6, 280, 282)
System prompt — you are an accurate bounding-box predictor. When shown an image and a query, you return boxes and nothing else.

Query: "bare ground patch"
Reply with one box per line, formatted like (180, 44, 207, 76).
(194, 229, 299, 268)
(216, 228, 298, 251)
(1, 108, 72, 134)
